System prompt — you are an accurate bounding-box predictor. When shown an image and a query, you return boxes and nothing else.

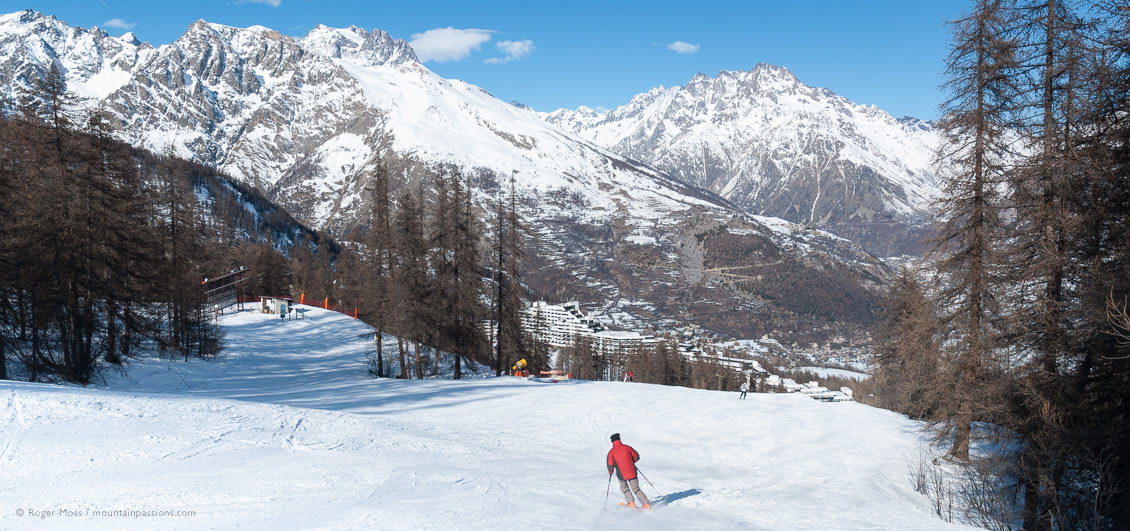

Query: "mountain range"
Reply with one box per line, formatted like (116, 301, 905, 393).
(545, 64, 940, 256)
(0, 10, 938, 347)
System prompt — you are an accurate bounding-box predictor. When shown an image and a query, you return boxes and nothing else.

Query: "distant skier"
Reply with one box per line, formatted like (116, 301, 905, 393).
(622, 369, 633, 383)
(739, 381, 749, 399)
(606, 433, 650, 509)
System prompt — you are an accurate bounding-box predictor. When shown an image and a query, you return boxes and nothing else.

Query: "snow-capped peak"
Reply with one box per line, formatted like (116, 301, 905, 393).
(117, 31, 140, 46)
(300, 24, 418, 67)
(0, 9, 732, 226)
(1, 9, 49, 26)
(0, 9, 153, 103)
(545, 63, 942, 255)
(0, 9, 81, 40)
(0, 9, 901, 350)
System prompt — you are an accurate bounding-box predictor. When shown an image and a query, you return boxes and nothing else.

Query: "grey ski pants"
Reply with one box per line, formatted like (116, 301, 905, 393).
(619, 477, 650, 505)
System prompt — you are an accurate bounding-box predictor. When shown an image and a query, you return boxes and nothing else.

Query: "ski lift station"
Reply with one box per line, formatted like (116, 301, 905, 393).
(260, 296, 293, 316)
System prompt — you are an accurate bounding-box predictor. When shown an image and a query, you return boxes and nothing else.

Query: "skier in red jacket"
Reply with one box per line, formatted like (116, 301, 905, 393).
(606, 433, 651, 509)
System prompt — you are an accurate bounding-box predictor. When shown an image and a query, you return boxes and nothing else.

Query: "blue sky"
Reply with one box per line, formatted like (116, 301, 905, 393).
(6, 1, 968, 119)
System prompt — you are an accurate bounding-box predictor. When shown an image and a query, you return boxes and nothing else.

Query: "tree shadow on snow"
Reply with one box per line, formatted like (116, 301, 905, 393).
(124, 308, 541, 415)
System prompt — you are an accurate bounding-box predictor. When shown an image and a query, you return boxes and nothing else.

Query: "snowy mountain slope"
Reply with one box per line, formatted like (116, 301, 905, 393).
(0, 10, 722, 228)
(104, 20, 393, 227)
(0, 10, 894, 343)
(0, 10, 155, 104)
(545, 64, 942, 255)
(0, 305, 974, 530)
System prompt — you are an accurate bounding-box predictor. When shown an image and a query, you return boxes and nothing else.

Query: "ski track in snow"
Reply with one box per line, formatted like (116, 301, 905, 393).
(0, 305, 973, 530)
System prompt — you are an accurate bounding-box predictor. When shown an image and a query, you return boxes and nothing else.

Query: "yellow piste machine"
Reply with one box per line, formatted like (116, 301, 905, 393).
(512, 358, 572, 381)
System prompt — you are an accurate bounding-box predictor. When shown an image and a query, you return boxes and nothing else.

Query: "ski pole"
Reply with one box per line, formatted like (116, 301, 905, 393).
(604, 472, 613, 507)
(636, 467, 656, 490)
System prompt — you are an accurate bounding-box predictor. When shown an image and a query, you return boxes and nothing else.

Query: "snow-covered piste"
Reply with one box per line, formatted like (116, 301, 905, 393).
(1, 306, 973, 530)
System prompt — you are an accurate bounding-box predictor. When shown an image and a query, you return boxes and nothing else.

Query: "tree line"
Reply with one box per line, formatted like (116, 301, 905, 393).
(557, 335, 748, 391)
(874, 1, 1130, 528)
(325, 165, 531, 380)
(2, 61, 754, 398)
(0, 67, 323, 384)
(0, 65, 540, 386)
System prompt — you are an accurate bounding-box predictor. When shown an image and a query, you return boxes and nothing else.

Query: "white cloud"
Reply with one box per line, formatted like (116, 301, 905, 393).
(485, 39, 535, 64)
(409, 27, 493, 63)
(103, 18, 136, 31)
(246, 0, 283, 6)
(667, 41, 700, 55)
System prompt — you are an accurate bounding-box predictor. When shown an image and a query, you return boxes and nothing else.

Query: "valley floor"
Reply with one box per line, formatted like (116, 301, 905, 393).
(0, 306, 973, 530)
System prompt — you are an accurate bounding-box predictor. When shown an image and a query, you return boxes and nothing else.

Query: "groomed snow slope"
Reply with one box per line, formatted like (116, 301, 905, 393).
(1, 306, 971, 530)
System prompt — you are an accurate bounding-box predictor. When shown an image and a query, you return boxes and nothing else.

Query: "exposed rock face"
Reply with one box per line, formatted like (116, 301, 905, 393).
(0, 10, 895, 344)
(0, 10, 156, 103)
(300, 24, 418, 67)
(545, 64, 941, 256)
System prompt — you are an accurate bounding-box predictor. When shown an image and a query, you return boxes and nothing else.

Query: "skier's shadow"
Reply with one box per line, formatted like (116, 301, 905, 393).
(656, 488, 701, 506)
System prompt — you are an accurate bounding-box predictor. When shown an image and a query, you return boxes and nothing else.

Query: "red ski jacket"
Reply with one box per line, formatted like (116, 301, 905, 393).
(606, 440, 640, 480)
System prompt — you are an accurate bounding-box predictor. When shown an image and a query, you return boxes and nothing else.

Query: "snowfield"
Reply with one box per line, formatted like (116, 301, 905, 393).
(1, 306, 972, 530)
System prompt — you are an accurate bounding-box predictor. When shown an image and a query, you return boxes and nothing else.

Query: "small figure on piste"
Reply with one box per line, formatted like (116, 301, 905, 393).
(739, 381, 749, 399)
(606, 433, 650, 509)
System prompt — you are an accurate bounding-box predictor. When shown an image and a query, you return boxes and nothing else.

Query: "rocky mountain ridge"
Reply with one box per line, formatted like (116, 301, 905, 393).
(545, 63, 941, 256)
(0, 10, 894, 345)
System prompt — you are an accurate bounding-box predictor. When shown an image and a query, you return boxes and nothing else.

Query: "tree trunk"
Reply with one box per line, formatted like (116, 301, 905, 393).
(413, 339, 422, 380)
(1022, 451, 1039, 531)
(397, 336, 407, 379)
(375, 330, 384, 378)
(30, 318, 40, 382)
(105, 302, 119, 365)
(122, 311, 131, 360)
(17, 290, 26, 341)
(950, 407, 971, 462)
